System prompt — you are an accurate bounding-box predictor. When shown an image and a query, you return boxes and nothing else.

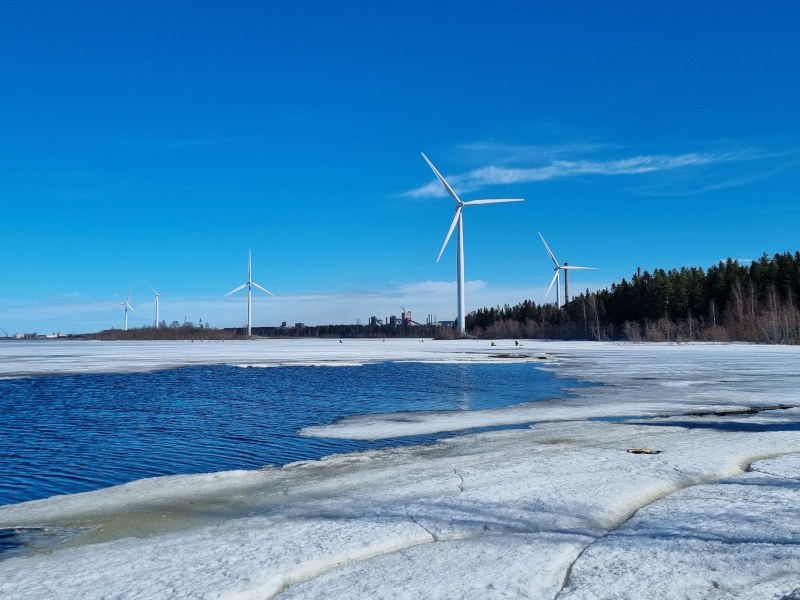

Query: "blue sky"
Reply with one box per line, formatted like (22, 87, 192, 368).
(1, 1, 799, 332)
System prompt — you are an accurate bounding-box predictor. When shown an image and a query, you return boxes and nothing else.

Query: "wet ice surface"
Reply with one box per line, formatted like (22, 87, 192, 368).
(1, 341, 800, 599)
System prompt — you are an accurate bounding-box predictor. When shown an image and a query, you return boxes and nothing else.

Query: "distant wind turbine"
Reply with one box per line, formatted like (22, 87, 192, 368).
(539, 232, 597, 307)
(422, 152, 523, 334)
(149, 286, 171, 328)
(225, 250, 275, 337)
(119, 290, 135, 331)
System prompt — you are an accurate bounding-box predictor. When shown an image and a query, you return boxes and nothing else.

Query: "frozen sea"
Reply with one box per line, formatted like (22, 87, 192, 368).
(2, 339, 800, 599)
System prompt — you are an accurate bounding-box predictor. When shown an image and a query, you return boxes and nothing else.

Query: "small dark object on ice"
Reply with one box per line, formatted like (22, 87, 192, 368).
(627, 448, 661, 454)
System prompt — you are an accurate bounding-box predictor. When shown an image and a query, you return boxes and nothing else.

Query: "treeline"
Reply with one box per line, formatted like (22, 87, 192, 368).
(89, 324, 440, 340)
(466, 251, 800, 344)
(246, 324, 439, 338)
(86, 325, 238, 341)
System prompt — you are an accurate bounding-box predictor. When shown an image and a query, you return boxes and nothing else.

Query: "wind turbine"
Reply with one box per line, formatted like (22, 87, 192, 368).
(225, 250, 275, 337)
(149, 286, 170, 328)
(539, 232, 597, 307)
(119, 290, 135, 331)
(422, 153, 523, 334)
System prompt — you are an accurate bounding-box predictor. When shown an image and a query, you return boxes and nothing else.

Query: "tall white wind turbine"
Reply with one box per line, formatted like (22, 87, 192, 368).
(119, 290, 135, 331)
(422, 153, 523, 335)
(149, 286, 171, 328)
(225, 250, 275, 337)
(539, 232, 597, 307)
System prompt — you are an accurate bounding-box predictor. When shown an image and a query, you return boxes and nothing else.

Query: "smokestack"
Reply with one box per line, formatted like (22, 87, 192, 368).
(638, 266, 642, 279)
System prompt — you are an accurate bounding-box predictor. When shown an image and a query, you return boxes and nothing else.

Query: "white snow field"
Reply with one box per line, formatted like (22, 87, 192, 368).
(0, 338, 546, 378)
(2, 341, 800, 599)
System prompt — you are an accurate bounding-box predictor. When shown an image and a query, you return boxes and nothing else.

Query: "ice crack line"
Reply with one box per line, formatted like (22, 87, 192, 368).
(453, 468, 464, 493)
(553, 449, 800, 599)
(406, 512, 438, 542)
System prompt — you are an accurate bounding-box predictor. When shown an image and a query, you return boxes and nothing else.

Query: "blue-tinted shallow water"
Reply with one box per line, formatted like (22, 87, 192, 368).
(0, 362, 592, 506)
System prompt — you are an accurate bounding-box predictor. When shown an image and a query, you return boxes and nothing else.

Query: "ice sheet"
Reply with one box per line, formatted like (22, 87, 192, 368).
(2, 342, 800, 598)
(4, 413, 800, 598)
(0, 339, 550, 378)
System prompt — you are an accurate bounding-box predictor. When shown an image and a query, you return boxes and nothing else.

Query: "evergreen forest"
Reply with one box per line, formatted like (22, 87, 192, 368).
(463, 251, 800, 344)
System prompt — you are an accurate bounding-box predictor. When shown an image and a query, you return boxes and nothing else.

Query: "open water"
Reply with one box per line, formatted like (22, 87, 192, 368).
(0, 361, 591, 505)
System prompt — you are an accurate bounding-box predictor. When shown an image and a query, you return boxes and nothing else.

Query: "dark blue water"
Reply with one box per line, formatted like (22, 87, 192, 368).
(0, 362, 591, 505)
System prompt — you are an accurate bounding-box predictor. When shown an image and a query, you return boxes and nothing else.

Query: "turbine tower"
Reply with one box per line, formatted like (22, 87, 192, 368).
(539, 232, 597, 307)
(225, 250, 275, 337)
(422, 153, 523, 334)
(119, 290, 135, 331)
(149, 286, 170, 328)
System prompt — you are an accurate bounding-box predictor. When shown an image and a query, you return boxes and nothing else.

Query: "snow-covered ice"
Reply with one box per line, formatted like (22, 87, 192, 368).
(0, 338, 548, 378)
(1, 341, 800, 599)
(560, 451, 800, 599)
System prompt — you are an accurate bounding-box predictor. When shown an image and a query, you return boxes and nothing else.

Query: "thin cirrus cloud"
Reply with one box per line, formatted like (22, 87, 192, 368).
(404, 151, 747, 198)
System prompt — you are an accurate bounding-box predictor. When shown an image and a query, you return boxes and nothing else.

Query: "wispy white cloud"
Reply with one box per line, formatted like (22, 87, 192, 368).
(632, 157, 800, 197)
(405, 151, 748, 198)
(453, 140, 617, 165)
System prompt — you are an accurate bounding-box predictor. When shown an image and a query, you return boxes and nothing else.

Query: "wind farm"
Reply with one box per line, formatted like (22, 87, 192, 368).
(4, 3, 800, 599)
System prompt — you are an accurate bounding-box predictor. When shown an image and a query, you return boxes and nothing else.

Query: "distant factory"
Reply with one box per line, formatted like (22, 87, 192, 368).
(367, 310, 451, 327)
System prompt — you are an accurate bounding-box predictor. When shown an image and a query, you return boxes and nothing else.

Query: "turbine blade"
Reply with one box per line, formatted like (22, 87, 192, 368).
(538, 232, 559, 267)
(225, 283, 247, 296)
(561, 266, 598, 270)
(436, 206, 462, 263)
(248, 249, 252, 282)
(421, 153, 461, 204)
(543, 271, 559, 301)
(251, 282, 275, 296)
(126, 289, 132, 302)
(127, 304, 136, 313)
(149, 285, 158, 295)
(462, 198, 524, 205)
